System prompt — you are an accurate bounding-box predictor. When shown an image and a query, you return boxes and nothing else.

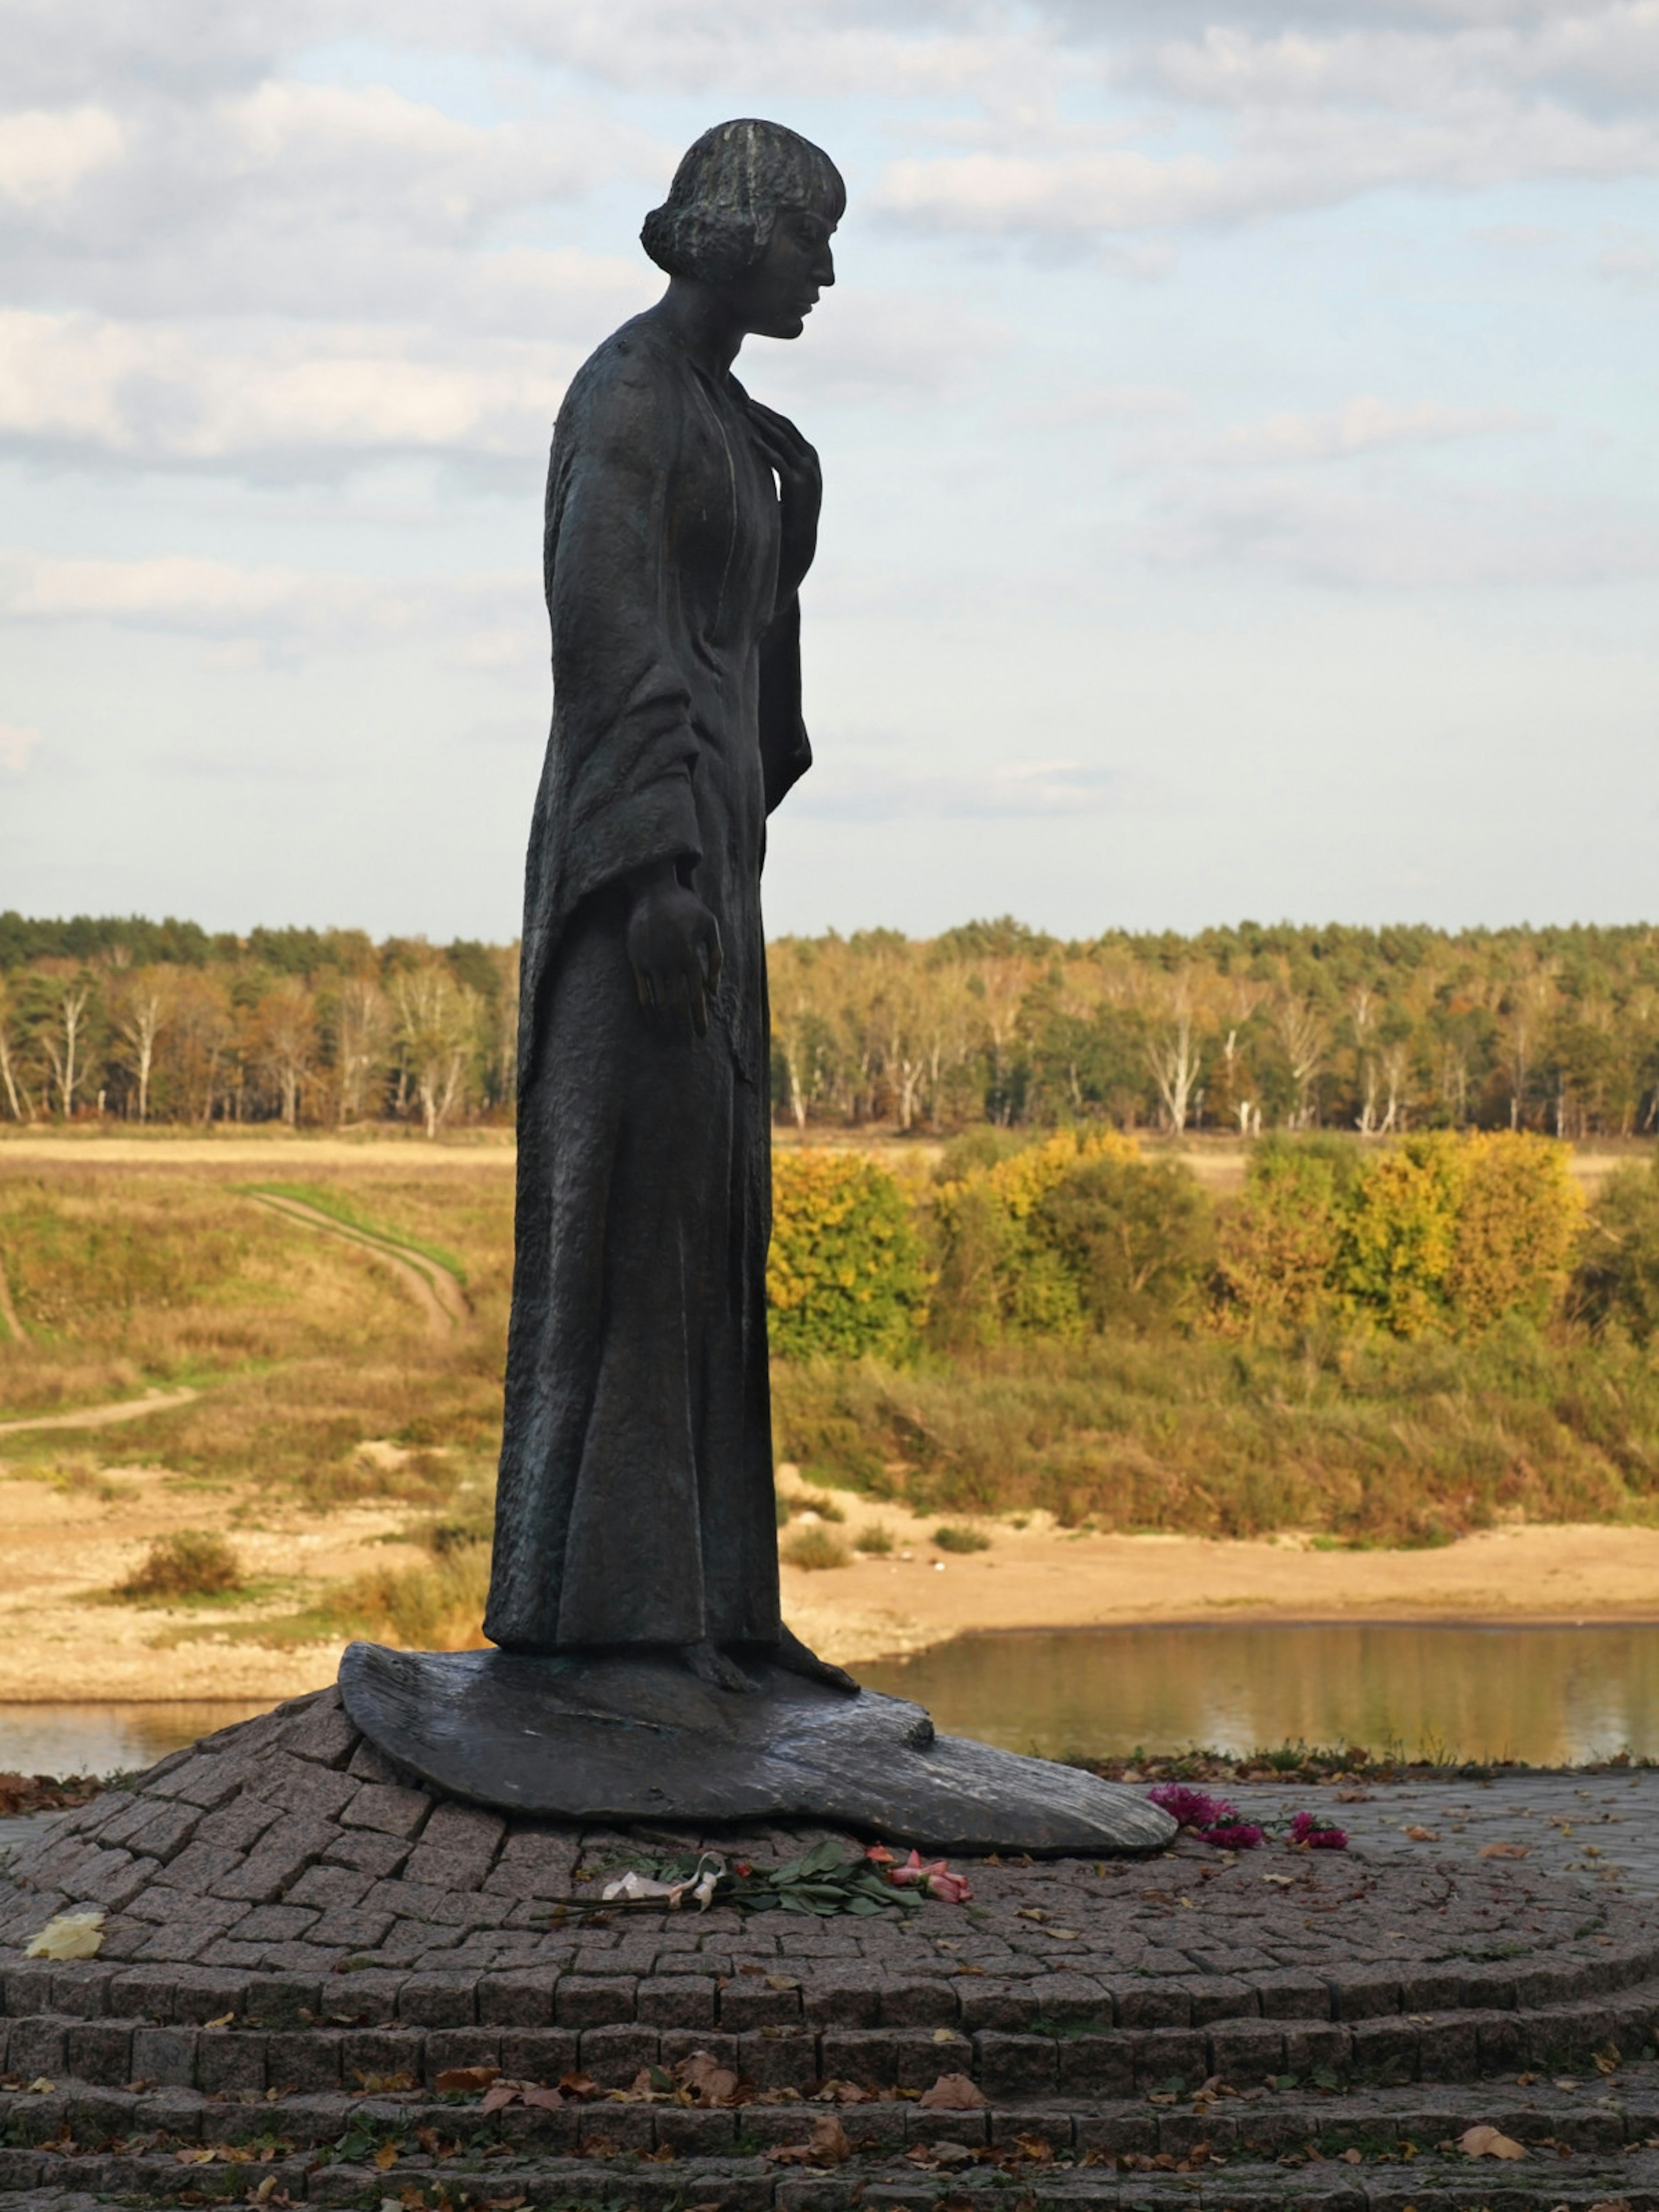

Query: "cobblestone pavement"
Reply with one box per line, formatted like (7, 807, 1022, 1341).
(7, 1699, 1659, 2206)
(1226, 1770, 1659, 1893)
(1, 1689, 1648, 2013)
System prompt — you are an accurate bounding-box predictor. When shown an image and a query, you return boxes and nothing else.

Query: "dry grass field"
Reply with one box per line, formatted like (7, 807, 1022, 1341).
(0, 1144, 514, 1696)
(4, 1132, 1659, 1703)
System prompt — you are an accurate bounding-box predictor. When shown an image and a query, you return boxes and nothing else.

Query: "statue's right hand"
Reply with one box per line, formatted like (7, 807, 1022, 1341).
(625, 870, 723, 1039)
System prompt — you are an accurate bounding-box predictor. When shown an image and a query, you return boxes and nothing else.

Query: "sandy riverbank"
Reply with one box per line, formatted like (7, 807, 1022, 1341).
(778, 1491, 1659, 1669)
(2, 1450, 1658, 1700)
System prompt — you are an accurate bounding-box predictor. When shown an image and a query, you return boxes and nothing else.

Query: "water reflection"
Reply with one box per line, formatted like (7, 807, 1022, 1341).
(0, 1703, 270, 1777)
(3, 1627, 1656, 1778)
(860, 1624, 1659, 1766)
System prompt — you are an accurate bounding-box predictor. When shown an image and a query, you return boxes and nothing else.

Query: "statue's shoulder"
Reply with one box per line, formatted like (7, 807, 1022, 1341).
(557, 315, 687, 449)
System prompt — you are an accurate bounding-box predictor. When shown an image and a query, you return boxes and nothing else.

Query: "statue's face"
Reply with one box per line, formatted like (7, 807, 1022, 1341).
(731, 206, 837, 340)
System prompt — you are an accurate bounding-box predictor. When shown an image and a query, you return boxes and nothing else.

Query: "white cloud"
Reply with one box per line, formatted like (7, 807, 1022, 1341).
(0, 549, 535, 659)
(1137, 475, 1659, 586)
(0, 106, 123, 204)
(797, 750, 1123, 820)
(1123, 11, 1659, 117)
(1187, 394, 1535, 467)
(0, 310, 577, 470)
(761, 287, 1008, 407)
(877, 147, 1230, 235)
(872, 4, 1659, 241)
(1597, 222, 1659, 283)
(877, 92, 1659, 236)
(0, 721, 42, 771)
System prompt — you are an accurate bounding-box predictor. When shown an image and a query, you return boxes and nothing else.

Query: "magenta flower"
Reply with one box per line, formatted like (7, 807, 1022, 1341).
(1147, 1783, 1231, 1829)
(1288, 1811, 1348, 1850)
(1197, 1819, 1265, 1850)
(1147, 1785, 1264, 1850)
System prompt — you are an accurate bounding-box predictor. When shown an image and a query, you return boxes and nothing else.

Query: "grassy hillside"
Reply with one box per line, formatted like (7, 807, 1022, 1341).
(4, 1145, 1658, 1589)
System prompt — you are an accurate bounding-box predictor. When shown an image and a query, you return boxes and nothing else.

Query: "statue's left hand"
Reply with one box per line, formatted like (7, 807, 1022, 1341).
(625, 868, 724, 1039)
(747, 399, 821, 605)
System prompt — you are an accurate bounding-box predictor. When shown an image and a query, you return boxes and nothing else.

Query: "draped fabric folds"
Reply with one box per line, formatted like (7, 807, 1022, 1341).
(484, 314, 811, 1653)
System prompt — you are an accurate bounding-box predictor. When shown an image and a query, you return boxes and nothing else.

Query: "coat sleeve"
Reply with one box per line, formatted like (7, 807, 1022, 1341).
(541, 350, 705, 914)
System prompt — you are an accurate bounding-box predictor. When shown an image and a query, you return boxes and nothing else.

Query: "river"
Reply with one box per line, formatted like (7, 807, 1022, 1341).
(1, 1622, 1654, 1777)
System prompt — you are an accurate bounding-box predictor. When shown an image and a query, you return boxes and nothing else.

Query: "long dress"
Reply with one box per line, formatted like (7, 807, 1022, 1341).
(483, 310, 812, 1653)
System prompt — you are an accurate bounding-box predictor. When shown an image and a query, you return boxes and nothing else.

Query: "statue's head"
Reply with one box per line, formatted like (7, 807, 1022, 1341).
(642, 119, 843, 340)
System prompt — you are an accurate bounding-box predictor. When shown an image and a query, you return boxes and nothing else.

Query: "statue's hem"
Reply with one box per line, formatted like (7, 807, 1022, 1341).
(339, 1639, 1175, 1857)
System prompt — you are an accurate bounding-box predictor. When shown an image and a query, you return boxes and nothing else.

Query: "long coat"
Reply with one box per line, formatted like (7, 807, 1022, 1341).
(483, 311, 811, 1653)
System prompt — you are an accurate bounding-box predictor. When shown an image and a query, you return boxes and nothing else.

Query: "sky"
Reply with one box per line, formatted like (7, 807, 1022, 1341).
(1, 0, 1656, 945)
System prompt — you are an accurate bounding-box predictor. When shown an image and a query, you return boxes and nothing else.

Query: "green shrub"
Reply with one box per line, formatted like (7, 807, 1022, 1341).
(1214, 1140, 1350, 1339)
(1576, 1157, 1659, 1343)
(854, 1522, 894, 1554)
(780, 1523, 851, 1570)
(769, 1152, 931, 1361)
(933, 1522, 991, 1553)
(1218, 1132, 1582, 1342)
(930, 1129, 1147, 1347)
(118, 1530, 244, 1600)
(1338, 1133, 1581, 1338)
(1035, 1154, 1214, 1335)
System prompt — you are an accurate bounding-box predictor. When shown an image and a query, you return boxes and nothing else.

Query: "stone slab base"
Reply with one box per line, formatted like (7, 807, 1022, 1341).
(339, 1640, 1175, 1853)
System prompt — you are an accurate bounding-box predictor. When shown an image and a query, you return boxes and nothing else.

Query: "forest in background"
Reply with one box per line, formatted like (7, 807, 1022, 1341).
(3, 910, 1659, 1139)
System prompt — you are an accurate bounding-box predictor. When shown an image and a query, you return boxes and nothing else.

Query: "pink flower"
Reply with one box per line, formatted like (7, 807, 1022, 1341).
(873, 1847, 972, 1903)
(885, 1849, 929, 1886)
(1288, 1811, 1348, 1850)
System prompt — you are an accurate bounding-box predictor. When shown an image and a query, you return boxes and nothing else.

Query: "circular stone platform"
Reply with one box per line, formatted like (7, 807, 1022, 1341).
(4, 1687, 1659, 2208)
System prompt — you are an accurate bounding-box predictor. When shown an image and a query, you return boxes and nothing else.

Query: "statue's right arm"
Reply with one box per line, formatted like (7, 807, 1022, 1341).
(547, 353, 721, 1040)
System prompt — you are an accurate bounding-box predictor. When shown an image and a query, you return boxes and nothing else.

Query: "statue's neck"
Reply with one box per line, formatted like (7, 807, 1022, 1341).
(652, 278, 745, 377)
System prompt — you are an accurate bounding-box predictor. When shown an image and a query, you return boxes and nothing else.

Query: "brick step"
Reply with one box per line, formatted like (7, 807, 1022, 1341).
(3, 2127, 1659, 2210)
(5, 2066, 1659, 2183)
(5, 1980, 1659, 2099)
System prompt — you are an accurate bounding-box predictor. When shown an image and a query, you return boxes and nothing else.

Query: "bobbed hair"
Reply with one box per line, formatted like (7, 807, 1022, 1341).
(642, 119, 844, 287)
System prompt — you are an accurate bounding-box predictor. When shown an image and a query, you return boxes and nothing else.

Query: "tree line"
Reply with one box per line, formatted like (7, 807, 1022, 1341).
(769, 917, 1659, 1139)
(0, 916, 516, 1134)
(3, 909, 1658, 1136)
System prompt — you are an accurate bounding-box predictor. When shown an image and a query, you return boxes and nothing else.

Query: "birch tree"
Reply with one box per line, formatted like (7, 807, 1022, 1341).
(391, 964, 480, 1138)
(334, 976, 392, 1125)
(0, 979, 27, 1120)
(1272, 991, 1327, 1130)
(252, 977, 318, 1127)
(112, 969, 173, 1125)
(1144, 976, 1205, 1134)
(38, 979, 91, 1120)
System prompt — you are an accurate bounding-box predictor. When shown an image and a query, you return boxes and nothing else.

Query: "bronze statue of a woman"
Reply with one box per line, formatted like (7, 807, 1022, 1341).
(483, 120, 851, 1694)
(340, 124, 1169, 1852)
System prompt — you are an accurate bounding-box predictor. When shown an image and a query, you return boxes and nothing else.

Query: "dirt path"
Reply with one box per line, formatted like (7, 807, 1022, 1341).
(248, 1192, 468, 1337)
(0, 1387, 198, 1440)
